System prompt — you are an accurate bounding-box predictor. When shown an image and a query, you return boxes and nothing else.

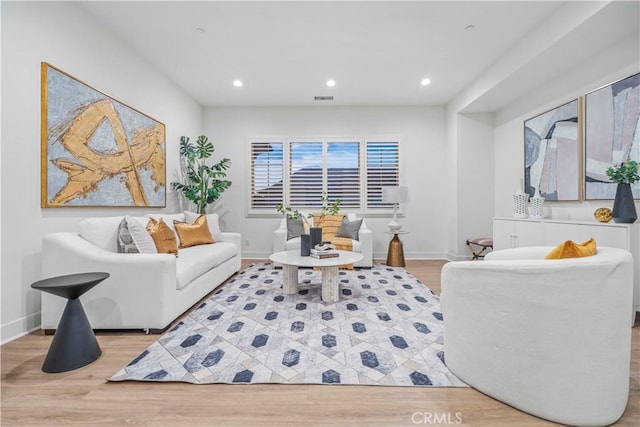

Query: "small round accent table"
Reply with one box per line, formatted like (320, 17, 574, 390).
(31, 272, 108, 373)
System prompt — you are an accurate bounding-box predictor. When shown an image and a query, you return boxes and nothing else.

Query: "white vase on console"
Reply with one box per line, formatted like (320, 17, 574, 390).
(513, 180, 529, 219)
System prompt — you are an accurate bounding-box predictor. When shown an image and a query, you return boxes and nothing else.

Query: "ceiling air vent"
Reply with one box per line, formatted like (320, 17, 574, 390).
(314, 96, 334, 101)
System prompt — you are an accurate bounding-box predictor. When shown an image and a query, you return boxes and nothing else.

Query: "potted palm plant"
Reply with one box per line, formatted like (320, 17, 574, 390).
(171, 135, 231, 214)
(606, 159, 639, 223)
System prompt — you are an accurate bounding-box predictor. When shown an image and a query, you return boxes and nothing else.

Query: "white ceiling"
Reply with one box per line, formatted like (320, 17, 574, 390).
(79, 1, 639, 110)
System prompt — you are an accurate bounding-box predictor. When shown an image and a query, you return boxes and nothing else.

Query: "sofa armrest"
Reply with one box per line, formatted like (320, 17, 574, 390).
(221, 232, 242, 254)
(273, 228, 287, 254)
(41, 232, 178, 330)
(357, 227, 373, 267)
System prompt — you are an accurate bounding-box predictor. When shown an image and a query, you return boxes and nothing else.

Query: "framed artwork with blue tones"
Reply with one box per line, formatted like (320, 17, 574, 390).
(524, 98, 580, 201)
(584, 73, 640, 200)
(41, 63, 166, 208)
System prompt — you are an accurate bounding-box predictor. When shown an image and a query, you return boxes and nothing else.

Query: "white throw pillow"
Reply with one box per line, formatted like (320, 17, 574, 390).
(184, 211, 224, 242)
(126, 216, 157, 254)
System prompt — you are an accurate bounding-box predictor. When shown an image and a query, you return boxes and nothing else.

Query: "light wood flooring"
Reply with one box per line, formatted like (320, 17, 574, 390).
(2, 259, 638, 426)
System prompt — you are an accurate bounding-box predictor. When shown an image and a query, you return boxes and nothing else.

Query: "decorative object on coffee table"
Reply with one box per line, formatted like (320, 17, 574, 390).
(300, 233, 311, 256)
(382, 186, 408, 231)
(31, 272, 108, 373)
(606, 159, 639, 223)
(309, 227, 323, 249)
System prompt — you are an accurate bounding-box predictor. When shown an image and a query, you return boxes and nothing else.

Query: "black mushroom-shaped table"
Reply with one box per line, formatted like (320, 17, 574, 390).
(31, 272, 109, 373)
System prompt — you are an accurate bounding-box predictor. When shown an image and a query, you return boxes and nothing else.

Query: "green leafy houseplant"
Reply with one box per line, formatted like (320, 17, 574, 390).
(606, 160, 640, 184)
(171, 135, 231, 214)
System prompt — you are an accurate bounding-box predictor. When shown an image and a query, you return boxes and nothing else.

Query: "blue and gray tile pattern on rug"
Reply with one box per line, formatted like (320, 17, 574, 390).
(109, 263, 467, 387)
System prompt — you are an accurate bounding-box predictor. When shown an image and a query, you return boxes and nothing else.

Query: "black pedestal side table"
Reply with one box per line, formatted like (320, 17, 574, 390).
(31, 272, 109, 373)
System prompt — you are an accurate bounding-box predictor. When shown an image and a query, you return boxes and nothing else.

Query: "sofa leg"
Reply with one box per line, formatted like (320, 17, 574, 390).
(147, 325, 170, 334)
(44, 329, 56, 336)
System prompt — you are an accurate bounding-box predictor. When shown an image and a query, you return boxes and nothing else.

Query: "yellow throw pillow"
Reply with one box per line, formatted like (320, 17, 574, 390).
(545, 238, 597, 259)
(312, 213, 344, 239)
(174, 215, 214, 248)
(146, 218, 178, 255)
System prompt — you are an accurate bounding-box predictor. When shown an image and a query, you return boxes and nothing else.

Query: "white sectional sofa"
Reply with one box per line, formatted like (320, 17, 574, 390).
(40, 213, 241, 333)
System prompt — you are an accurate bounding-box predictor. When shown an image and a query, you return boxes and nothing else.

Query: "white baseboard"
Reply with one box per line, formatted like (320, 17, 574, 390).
(1, 312, 40, 345)
(242, 251, 468, 262)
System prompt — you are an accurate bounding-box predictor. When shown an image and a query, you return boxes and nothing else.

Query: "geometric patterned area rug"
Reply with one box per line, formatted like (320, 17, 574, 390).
(109, 263, 467, 387)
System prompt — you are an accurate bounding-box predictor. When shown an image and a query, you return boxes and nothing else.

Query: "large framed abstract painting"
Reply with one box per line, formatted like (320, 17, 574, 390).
(585, 73, 640, 200)
(524, 98, 580, 201)
(41, 63, 166, 208)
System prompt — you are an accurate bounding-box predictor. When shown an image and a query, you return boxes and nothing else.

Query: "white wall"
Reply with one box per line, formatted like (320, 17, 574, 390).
(456, 113, 494, 256)
(203, 106, 448, 260)
(0, 1, 202, 343)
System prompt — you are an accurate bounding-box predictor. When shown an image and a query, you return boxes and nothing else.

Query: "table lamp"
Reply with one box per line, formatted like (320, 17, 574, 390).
(382, 186, 408, 232)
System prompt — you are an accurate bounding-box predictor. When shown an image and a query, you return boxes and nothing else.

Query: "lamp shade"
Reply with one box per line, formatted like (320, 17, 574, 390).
(382, 186, 408, 204)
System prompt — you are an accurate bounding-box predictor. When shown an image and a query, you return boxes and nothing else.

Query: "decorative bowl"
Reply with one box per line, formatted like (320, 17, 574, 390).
(594, 207, 612, 223)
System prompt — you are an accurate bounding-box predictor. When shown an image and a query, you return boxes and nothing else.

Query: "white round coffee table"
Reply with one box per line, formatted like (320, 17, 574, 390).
(269, 250, 364, 303)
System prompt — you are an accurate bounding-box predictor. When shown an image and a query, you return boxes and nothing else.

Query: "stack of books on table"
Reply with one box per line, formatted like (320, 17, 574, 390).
(310, 243, 339, 259)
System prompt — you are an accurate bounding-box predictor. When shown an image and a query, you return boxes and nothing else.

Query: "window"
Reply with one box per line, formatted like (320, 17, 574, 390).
(249, 138, 399, 213)
(366, 141, 399, 208)
(250, 141, 283, 208)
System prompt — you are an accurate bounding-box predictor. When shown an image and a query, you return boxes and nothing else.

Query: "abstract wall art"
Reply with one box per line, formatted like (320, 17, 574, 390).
(585, 72, 640, 200)
(524, 98, 580, 201)
(41, 63, 166, 208)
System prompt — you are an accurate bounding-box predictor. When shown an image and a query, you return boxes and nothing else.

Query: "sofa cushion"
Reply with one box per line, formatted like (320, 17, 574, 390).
(286, 218, 306, 240)
(176, 242, 238, 290)
(545, 238, 597, 259)
(146, 218, 178, 255)
(184, 211, 224, 242)
(145, 213, 185, 237)
(336, 217, 363, 240)
(126, 216, 158, 254)
(117, 218, 139, 253)
(174, 215, 214, 248)
(79, 216, 126, 252)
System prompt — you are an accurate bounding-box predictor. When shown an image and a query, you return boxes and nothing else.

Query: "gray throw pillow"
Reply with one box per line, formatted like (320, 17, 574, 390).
(336, 217, 363, 241)
(117, 218, 140, 253)
(286, 218, 306, 240)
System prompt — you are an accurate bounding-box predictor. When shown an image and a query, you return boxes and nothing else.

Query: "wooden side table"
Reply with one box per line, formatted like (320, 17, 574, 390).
(386, 231, 407, 267)
(31, 272, 108, 373)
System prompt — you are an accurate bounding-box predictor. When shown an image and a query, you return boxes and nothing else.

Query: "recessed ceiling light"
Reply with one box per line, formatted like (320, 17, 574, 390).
(420, 78, 431, 86)
(195, 27, 206, 34)
(326, 79, 336, 87)
(233, 80, 243, 87)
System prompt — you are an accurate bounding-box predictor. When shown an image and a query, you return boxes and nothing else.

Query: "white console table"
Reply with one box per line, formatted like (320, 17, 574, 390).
(494, 217, 640, 317)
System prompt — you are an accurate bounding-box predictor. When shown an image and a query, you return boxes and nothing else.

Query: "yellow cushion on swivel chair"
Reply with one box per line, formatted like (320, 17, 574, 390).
(545, 238, 597, 259)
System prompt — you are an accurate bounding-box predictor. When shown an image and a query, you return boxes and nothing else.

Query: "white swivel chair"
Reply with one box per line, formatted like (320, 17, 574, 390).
(272, 213, 373, 268)
(441, 246, 634, 427)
